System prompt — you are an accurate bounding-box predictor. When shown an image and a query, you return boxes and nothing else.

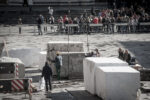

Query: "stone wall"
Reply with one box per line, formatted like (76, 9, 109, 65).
(47, 41, 84, 75)
(60, 52, 86, 78)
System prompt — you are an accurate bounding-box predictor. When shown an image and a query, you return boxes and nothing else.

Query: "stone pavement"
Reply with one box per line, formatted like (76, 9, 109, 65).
(0, 80, 100, 100)
(0, 80, 150, 100)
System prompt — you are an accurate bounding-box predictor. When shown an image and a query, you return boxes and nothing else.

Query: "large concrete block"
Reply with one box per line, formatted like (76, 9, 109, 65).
(83, 57, 128, 95)
(47, 41, 84, 75)
(60, 52, 86, 78)
(95, 67, 140, 100)
(2, 47, 42, 67)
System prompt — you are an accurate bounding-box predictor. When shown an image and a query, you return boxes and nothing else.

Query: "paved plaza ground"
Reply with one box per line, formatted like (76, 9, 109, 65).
(0, 25, 150, 100)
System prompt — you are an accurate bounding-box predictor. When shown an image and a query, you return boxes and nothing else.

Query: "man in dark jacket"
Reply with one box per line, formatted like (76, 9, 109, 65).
(41, 62, 52, 92)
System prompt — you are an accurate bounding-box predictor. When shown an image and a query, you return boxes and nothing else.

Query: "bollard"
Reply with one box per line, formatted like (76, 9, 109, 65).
(28, 79, 32, 100)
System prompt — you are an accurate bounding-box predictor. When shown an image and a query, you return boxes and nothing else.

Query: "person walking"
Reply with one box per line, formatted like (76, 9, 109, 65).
(41, 62, 53, 92)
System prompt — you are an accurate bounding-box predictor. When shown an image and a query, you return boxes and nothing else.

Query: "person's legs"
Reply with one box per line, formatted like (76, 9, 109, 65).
(56, 67, 60, 80)
(45, 79, 48, 91)
(58, 68, 61, 80)
(48, 77, 52, 90)
(39, 25, 43, 35)
(19, 27, 21, 34)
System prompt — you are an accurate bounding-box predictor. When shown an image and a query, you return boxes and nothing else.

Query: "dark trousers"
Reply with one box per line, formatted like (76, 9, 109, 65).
(44, 77, 52, 91)
(19, 27, 21, 34)
(56, 68, 61, 80)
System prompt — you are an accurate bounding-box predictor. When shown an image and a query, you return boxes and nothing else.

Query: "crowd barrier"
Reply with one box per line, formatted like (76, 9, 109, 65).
(0, 78, 32, 100)
(0, 22, 150, 35)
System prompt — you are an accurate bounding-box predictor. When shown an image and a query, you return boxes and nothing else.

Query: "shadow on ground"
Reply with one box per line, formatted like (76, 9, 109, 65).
(52, 90, 101, 100)
(120, 41, 150, 68)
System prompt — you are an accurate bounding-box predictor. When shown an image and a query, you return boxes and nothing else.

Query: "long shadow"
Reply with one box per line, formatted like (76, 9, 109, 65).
(51, 91, 74, 100)
(68, 90, 102, 100)
(119, 41, 150, 68)
(51, 90, 101, 100)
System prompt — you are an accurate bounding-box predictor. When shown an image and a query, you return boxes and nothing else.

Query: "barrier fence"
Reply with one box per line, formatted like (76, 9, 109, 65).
(0, 78, 32, 100)
(0, 22, 150, 35)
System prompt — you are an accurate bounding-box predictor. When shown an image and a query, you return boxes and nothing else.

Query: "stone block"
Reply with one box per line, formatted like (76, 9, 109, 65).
(83, 57, 128, 95)
(60, 52, 86, 78)
(95, 67, 140, 100)
(47, 41, 84, 75)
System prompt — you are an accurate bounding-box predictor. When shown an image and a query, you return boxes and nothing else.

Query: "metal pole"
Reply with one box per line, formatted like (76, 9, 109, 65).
(9, 25, 11, 34)
(87, 32, 89, 52)
(67, 26, 70, 78)
(86, 22, 90, 52)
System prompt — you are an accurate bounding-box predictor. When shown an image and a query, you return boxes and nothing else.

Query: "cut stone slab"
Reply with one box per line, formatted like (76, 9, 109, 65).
(1, 47, 42, 67)
(95, 67, 140, 100)
(83, 57, 128, 95)
(47, 41, 84, 75)
(60, 52, 86, 78)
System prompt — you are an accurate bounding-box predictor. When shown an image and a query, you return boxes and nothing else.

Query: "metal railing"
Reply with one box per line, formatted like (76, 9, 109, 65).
(0, 22, 150, 35)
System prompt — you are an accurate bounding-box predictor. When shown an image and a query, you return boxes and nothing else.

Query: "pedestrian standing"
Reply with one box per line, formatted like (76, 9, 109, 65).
(123, 50, 131, 64)
(51, 51, 62, 80)
(41, 62, 53, 92)
(94, 48, 100, 57)
(37, 14, 43, 35)
(48, 6, 54, 16)
(18, 17, 22, 34)
(118, 48, 124, 60)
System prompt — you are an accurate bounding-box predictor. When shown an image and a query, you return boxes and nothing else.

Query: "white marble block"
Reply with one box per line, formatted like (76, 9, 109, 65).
(47, 41, 84, 75)
(95, 67, 140, 100)
(83, 57, 128, 95)
(60, 52, 86, 78)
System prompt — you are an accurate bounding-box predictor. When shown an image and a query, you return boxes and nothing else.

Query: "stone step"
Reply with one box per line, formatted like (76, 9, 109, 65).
(25, 67, 41, 73)
(25, 73, 41, 82)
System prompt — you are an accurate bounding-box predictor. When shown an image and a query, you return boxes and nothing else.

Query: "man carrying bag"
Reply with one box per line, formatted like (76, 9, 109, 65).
(41, 62, 53, 92)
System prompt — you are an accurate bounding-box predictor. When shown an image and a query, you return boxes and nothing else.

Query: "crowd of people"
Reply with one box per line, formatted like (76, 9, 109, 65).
(34, 5, 150, 34)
